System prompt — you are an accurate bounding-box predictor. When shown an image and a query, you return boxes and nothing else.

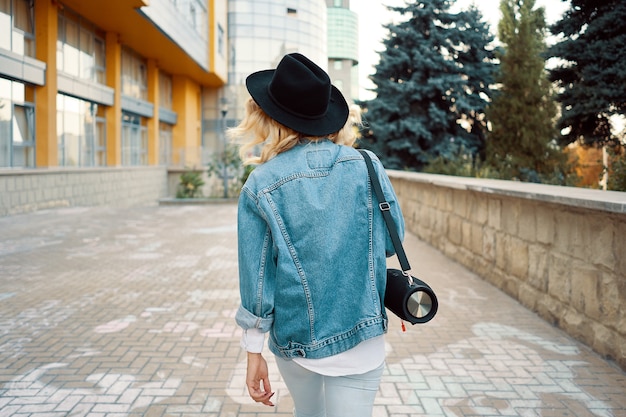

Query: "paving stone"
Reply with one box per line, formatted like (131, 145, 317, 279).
(0, 204, 624, 416)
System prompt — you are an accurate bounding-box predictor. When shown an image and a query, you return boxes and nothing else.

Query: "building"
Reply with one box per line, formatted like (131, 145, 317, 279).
(0, 0, 228, 214)
(1, 0, 228, 170)
(0, 0, 361, 215)
(222, 0, 359, 140)
(223, 0, 329, 125)
(326, 0, 358, 103)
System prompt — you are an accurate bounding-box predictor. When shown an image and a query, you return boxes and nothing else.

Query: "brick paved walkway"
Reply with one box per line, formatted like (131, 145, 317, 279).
(0, 204, 624, 417)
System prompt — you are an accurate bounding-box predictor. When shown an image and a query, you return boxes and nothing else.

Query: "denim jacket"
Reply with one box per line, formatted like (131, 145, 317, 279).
(235, 140, 405, 359)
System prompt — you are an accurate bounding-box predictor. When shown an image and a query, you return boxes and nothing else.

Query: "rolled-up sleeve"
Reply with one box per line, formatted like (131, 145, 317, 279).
(235, 188, 275, 333)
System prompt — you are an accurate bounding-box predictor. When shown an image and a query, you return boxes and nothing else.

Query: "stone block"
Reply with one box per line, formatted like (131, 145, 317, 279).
(394, 181, 407, 203)
(424, 205, 435, 230)
(527, 245, 549, 292)
(517, 203, 536, 242)
(470, 223, 483, 256)
(11, 192, 20, 206)
(590, 321, 616, 358)
(434, 209, 447, 237)
(461, 220, 472, 250)
(569, 263, 600, 320)
(561, 307, 589, 342)
(455, 245, 475, 271)
(14, 175, 24, 190)
(495, 232, 508, 271)
(535, 293, 563, 326)
(508, 237, 529, 280)
(501, 198, 520, 235)
(471, 255, 492, 282)
(484, 265, 506, 289)
(421, 185, 436, 207)
(413, 204, 425, 230)
(518, 282, 539, 311)
(553, 210, 585, 260)
(447, 215, 462, 246)
(451, 190, 468, 218)
(598, 272, 621, 328)
(547, 253, 572, 304)
(6, 177, 15, 191)
(617, 337, 626, 371)
(482, 227, 496, 262)
(615, 220, 626, 279)
(585, 215, 616, 272)
(535, 204, 555, 244)
(501, 273, 520, 298)
(487, 198, 501, 229)
(467, 192, 488, 225)
(442, 238, 459, 260)
(20, 190, 29, 205)
(436, 189, 451, 212)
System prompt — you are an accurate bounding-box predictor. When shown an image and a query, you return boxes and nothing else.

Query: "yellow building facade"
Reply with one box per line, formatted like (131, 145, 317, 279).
(1, 0, 227, 170)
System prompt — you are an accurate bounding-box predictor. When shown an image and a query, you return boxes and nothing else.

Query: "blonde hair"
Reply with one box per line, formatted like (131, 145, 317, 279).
(228, 97, 362, 165)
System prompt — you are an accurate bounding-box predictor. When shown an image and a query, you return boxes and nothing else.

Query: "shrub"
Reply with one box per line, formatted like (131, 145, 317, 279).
(176, 169, 205, 198)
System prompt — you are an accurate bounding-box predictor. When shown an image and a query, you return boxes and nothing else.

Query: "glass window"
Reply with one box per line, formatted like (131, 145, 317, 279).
(0, 80, 11, 166)
(12, 104, 34, 166)
(57, 8, 105, 84)
(94, 36, 106, 84)
(57, 94, 106, 167)
(0, 78, 35, 168)
(79, 27, 94, 80)
(95, 113, 106, 166)
(159, 72, 173, 110)
(0, 0, 35, 57)
(12, 104, 28, 143)
(218, 24, 224, 57)
(60, 95, 80, 166)
(0, 1, 10, 51)
(0, 0, 9, 16)
(13, 0, 32, 33)
(121, 112, 148, 166)
(159, 122, 172, 165)
(122, 48, 148, 100)
(63, 17, 80, 77)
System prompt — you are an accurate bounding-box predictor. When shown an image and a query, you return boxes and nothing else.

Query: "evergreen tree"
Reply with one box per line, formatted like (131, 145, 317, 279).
(485, 0, 566, 183)
(547, 0, 626, 148)
(359, 0, 496, 171)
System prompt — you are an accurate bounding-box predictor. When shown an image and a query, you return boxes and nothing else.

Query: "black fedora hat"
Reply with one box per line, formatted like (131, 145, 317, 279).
(246, 53, 349, 136)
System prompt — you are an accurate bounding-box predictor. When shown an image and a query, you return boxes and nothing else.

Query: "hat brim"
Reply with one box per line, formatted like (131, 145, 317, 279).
(246, 69, 350, 137)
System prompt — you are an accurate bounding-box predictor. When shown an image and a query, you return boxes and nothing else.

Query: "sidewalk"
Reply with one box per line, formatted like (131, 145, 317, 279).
(0, 203, 624, 417)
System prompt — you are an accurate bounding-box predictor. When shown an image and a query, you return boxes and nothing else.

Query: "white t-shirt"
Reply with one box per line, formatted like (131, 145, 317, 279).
(241, 328, 385, 376)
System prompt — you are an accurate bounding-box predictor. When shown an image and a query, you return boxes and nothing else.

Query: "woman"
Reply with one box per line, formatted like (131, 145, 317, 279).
(229, 52, 405, 417)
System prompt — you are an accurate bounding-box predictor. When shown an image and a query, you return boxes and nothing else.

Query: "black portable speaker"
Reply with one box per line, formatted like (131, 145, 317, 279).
(385, 268, 438, 324)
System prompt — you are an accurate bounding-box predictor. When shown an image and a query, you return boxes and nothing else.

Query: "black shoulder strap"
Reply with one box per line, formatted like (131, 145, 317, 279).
(358, 150, 411, 272)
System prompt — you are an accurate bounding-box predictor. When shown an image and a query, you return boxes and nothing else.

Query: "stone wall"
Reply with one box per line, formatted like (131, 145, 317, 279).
(388, 171, 626, 370)
(0, 167, 168, 217)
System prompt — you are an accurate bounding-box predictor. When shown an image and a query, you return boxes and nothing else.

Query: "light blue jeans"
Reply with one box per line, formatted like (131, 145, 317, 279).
(275, 357, 385, 417)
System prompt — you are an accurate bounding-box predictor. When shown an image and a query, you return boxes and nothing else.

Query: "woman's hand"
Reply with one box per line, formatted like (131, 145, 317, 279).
(245, 352, 275, 406)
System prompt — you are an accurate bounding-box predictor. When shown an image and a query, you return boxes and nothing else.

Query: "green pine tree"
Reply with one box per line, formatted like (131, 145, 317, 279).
(485, 0, 568, 183)
(547, 0, 626, 149)
(359, 0, 496, 171)
(547, 0, 626, 191)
